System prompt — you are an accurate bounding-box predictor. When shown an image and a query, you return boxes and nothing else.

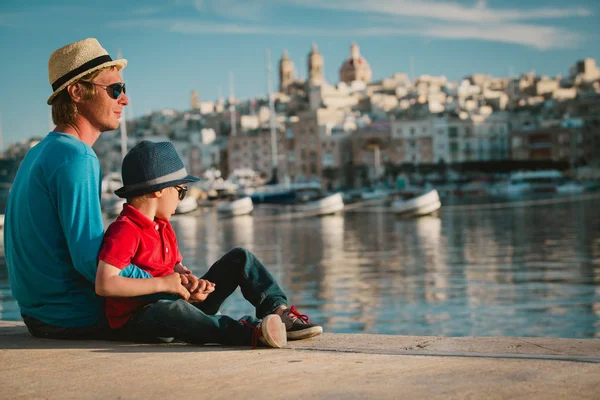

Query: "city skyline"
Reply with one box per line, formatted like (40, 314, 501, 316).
(0, 0, 598, 146)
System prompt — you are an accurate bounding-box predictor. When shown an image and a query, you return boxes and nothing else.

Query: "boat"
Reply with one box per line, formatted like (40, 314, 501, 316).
(487, 170, 566, 197)
(217, 196, 254, 216)
(248, 185, 297, 204)
(248, 182, 322, 205)
(175, 196, 198, 214)
(0, 214, 4, 229)
(556, 181, 585, 194)
(292, 192, 344, 216)
(391, 189, 441, 217)
(486, 177, 532, 197)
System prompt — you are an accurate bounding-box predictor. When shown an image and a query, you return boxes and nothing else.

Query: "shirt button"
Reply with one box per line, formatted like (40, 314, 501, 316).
(155, 225, 159, 230)
(166, 248, 169, 253)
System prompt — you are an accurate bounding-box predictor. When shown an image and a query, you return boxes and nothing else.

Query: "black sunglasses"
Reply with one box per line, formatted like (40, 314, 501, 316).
(90, 82, 126, 99)
(174, 185, 188, 201)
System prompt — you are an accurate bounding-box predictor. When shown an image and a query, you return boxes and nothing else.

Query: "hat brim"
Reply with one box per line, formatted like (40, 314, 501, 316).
(47, 58, 127, 105)
(114, 175, 200, 199)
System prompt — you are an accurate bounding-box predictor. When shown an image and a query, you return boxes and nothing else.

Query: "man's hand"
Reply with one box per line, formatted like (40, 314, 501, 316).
(188, 279, 215, 303)
(179, 273, 200, 294)
(158, 273, 190, 301)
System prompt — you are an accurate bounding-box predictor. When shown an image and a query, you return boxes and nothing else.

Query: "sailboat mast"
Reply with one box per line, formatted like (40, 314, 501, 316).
(266, 48, 278, 181)
(229, 71, 237, 137)
(117, 49, 127, 160)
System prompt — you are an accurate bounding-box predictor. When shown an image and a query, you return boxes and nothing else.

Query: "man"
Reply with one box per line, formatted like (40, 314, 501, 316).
(4, 38, 189, 340)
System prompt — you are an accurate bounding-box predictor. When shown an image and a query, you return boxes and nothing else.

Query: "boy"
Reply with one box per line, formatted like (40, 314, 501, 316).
(96, 140, 322, 348)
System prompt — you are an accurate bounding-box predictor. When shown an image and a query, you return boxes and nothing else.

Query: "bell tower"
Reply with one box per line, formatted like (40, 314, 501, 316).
(308, 43, 324, 87)
(279, 49, 295, 93)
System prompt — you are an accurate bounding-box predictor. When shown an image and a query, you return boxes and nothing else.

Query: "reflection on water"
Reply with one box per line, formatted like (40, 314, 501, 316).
(1, 197, 599, 338)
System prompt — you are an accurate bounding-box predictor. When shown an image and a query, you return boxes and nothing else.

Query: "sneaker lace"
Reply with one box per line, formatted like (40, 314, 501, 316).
(240, 320, 259, 348)
(288, 305, 310, 324)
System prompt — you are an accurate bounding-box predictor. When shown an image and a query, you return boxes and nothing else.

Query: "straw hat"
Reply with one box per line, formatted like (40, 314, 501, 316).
(115, 141, 200, 199)
(47, 38, 127, 105)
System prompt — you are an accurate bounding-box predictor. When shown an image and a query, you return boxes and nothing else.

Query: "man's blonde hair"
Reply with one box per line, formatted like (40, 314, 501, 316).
(50, 66, 115, 126)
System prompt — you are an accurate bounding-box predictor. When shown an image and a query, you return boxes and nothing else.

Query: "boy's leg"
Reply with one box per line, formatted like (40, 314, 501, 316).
(197, 247, 287, 318)
(124, 299, 268, 346)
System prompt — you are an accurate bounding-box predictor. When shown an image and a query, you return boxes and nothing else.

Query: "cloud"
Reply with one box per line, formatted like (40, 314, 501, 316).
(112, 17, 582, 50)
(194, 0, 267, 22)
(130, 7, 167, 16)
(284, 0, 592, 23)
(422, 23, 583, 50)
(110, 0, 591, 50)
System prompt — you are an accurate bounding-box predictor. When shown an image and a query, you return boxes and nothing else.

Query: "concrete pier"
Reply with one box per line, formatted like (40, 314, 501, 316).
(0, 321, 598, 399)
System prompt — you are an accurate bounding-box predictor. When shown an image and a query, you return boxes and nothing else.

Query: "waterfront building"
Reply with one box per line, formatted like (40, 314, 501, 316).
(351, 121, 394, 184)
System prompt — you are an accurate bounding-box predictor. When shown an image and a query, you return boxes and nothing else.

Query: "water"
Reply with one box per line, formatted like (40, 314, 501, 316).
(1, 196, 599, 338)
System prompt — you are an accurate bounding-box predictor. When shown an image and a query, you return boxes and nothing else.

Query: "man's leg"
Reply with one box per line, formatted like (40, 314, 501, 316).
(197, 247, 287, 318)
(124, 300, 285, 347)
(21, 314, 113, 340)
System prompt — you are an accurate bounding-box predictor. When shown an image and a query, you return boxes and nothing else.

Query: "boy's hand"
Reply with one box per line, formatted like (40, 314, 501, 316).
(174, 263, 192, 275)
(159, 273, 190, 301)
(188, 279, 215, 303)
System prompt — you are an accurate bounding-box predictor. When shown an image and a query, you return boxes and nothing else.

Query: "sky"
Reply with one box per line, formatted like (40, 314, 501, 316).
(0, 0, 598, 147)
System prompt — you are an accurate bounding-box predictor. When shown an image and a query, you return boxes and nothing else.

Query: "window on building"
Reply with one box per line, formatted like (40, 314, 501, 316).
(422, 126, 428, 133)
(438, 129, 444, 135)
(450, 142, 459, 152)
(512, 137, 522, 148)
(449, 127, 458, 138)
(322, 152, 334, 166)
(287, 151, 296, 162)
(410, 127, 416, 135)
(286, 128, 294, 139)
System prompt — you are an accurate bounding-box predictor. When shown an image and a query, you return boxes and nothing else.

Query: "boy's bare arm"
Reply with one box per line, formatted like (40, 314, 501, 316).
(96, 260, 190, 300)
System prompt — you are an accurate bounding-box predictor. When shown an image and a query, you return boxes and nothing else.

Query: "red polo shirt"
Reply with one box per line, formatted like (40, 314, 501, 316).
(99, 203, 183, 329)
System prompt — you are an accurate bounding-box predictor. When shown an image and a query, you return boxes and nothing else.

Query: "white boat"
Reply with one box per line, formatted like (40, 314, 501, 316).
(175, 196, 198, 214)
(391, 189, 441, 217)
(293, 193, 344, 216)
(0, 214, 4, 229)
(487, 180, 532, 197)
(556, 181, 585, 194)
(487, 170, 566, 197)
(217, 196, 254, 216)
(360, 188, 392, 201)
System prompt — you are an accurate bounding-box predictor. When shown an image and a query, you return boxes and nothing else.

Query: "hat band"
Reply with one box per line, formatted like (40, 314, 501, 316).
(51, 54, 113, 91)
(119, 168, 189, 192)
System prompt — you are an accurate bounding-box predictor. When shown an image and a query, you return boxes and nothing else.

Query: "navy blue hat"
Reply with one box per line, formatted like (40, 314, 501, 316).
(115, 140, 200, 198)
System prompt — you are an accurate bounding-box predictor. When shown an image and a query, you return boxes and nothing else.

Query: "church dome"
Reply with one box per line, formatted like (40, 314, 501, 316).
(339, 43, 372, 84)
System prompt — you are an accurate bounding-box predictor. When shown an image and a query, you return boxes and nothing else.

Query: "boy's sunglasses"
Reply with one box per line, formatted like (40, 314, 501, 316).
(90, 82, 126, 99)
(174, 185, 188, 201)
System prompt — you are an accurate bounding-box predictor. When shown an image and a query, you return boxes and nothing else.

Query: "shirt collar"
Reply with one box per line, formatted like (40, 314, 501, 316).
(120, 203, 158, 230)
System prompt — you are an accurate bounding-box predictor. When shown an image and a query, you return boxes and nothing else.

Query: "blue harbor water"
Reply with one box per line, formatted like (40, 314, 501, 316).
(1, 195, 599, 338)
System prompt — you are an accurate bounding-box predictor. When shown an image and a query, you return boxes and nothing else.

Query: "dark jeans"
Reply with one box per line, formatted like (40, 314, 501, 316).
(118, 247, 288, 345)
(22, 314, 117, 341)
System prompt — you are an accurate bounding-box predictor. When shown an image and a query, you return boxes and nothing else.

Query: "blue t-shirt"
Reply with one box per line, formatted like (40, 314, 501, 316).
(4, 132, 150, 327)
